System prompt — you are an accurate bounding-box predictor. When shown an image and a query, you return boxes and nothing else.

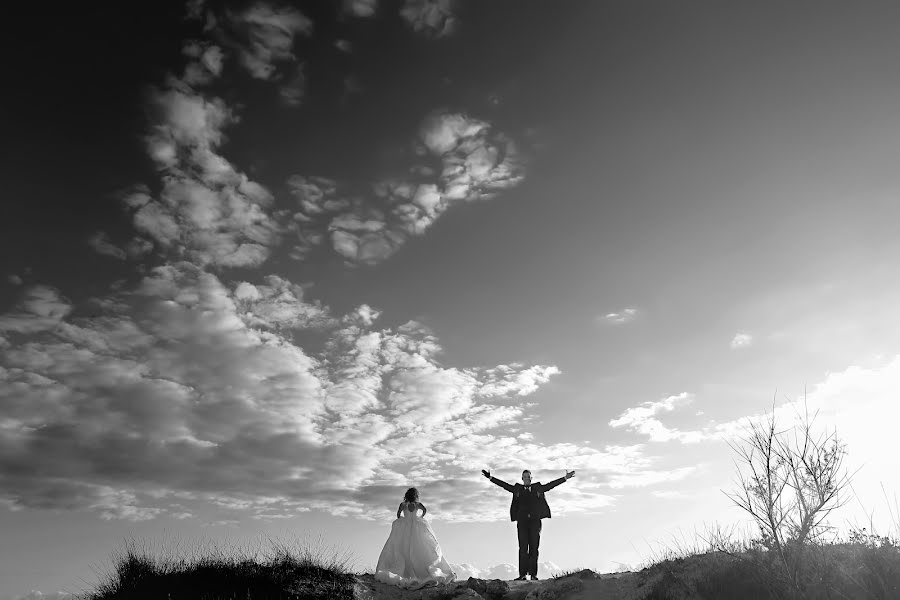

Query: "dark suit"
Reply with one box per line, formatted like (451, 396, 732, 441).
(488, 475, 567, 578)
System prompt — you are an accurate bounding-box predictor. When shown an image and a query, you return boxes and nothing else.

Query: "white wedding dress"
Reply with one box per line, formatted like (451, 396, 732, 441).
(374, 502, 456, 589)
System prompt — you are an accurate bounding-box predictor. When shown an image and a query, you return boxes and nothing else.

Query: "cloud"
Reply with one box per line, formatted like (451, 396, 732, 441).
(400, 0, 457, 38)
(183, 4, 316, 106)
(0, 286, 72, 334)
(601, 307, 638, 325)
(286, 111, 526, 265)
(88, 232, 127, 260)
(185, 0, 206, 21)
(757, 356, 900, 528)
(8, 274, 23, 285)
(278, 64, 306, 106)
(129, 21, 522, 271)
(0, 3, 697, 529)
(0, 266, 647, 523)
(144, 84, 234, 163)
(730, 332, 753, 349)
(130, 81, 285, 269)
(233, 275, 333, 330)
(609, 393, 706, 443)
(182, 42, 225, 86)
(607, 466, 697, 489)
(343, 0, 377, 18)
(223, 3, 313, 81)
(477, 365, 562, 398)
(0, 265, 324, 518)
(606, 356, 900, 532)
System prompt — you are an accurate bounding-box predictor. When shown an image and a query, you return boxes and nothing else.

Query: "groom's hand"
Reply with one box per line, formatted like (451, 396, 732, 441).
(482, 469, 491, 479)
(566, 470, 575, 479)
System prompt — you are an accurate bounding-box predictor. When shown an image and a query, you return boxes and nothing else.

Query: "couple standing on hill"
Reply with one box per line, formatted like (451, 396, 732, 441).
(374, 468, 575, 588)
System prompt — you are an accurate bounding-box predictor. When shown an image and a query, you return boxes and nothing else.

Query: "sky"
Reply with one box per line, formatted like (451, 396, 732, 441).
(2, 0, 900, 598)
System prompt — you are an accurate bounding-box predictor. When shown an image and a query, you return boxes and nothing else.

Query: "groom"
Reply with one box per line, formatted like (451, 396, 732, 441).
(482, 468, 575, 581)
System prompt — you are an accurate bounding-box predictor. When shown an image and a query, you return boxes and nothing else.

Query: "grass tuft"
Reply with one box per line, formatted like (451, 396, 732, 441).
(81, 535, 356, 600)
(636, 526, 900, 600)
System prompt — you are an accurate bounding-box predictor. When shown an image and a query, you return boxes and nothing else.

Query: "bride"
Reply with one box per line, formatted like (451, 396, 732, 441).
(374, 487, 456, 589)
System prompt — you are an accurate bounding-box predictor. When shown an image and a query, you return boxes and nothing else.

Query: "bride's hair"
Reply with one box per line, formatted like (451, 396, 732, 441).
(404, 487, 419, 503)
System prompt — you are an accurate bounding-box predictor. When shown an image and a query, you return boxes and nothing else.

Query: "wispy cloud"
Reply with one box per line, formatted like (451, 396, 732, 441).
(88, 232, 127, 260)
(608, 393, 706, 443)
(400, 0, 457, 38)
(607, 466, 697, 489)
(607, 356, 900, 529)
(278, 64, 306, 106)
(601, 307, 638, 325)
(730, 332, 753, 349)
(342, 0, 378, 18)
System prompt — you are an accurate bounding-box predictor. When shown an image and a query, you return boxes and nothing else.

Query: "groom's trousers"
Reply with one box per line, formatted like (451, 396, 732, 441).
(516, 518, 542, 577)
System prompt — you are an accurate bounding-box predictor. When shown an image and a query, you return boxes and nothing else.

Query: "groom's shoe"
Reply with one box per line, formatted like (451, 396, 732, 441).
(514, 575, 527, 581)
(530, 575, 539, 581)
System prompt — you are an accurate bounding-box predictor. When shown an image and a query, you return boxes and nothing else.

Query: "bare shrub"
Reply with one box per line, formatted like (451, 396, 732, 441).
(723, 397, 856, 597)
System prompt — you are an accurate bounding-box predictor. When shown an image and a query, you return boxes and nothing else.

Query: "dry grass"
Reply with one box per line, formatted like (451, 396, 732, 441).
(81, 535, 356, 600)
(635, 525, 900, 599)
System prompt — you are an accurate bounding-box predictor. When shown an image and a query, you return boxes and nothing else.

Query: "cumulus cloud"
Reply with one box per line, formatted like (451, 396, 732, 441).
(601, 307, 638, 325)
(130, 19, 522, 271)
(162, 2, 313, 198)
(0, 266, 646, 523)
(0, 0, 691, 528)
(400, 0, 457, 38)
(0, 265, 325, 518)
(185, 2, 312, 101)
(182, 41, 225, 86)
(223, 3, 312, 81)
(730, 332, 753, 349)
(129, 78, 284, 269)
(233, 275, 333, 330)
(0, 286, 72, 334)
(286, 111, 526, 265)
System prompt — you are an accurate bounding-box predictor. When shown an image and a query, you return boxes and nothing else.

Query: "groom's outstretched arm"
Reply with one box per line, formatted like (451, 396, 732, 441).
(541, 470, 576, 492)
(482, 469, 516, 493)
